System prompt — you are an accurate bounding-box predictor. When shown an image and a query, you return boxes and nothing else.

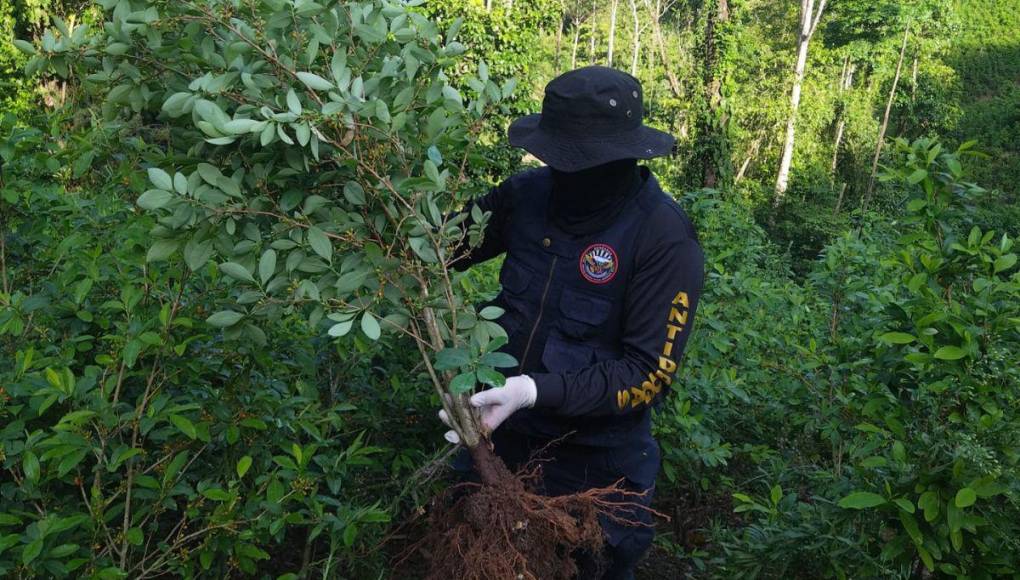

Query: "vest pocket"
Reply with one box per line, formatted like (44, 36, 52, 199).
(495, 257, 534, 337)
(499, 257, 532, 295)
(541, 334, 595, 372)
(557, 287, 612, 339)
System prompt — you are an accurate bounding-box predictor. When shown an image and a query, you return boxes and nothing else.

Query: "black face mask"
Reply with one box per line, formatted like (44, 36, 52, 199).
(549, 158, 642, 236)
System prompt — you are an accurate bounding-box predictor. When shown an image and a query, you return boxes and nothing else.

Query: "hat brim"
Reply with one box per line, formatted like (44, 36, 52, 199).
(507, 113, 676, 172)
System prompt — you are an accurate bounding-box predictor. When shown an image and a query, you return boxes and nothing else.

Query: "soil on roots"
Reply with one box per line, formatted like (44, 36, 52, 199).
(422, 442, 650, 580)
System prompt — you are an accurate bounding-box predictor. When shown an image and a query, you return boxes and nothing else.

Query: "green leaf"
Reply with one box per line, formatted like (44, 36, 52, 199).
(207, 310, 244, 328)
(893, 498, 915, 514)
(328, 320, 354, 337)
(202, 488, 231, 501)
(343, 181, 366, 206)
(860, 456, 887, 468)
(375, 99, 391, 124)
(878, 332, 915, 345)
(424, 159, 440, 185)
(236, 456, 253, 478)
(297, 71, 334, 91)
(170, 414, 197, 439)
(906, 169, 928, 184)
(173, 172, 188, 194)
(22, 538, 43, 565)
(13, 39, 36, 55)
(137, 189, 173, 210)
(259, 249, 277, 285)
(126, 527, 143, 546)
(918, 491, 940, 522)
(994, 253, 1016, 274)
(955, 487, 977, 508)
(148, 167, 173, 190)
(906, 198, 927, 212)
(898, 510, 922, 543)
(146, 239, 179, 263)
(947, 499, 963, 532)
(267, 479, 285, 504)
(286, 89, 302, 115)
(837, 491, 886, 509)
(23, 451, 40, 483)
(360, 312, 381, 340)
(480, 351, 517, 369)
(162, 92, 192, 116)
(449, 372, 476, 395)
(933, 345, 967, 360)
(478, 306, 505, 320)
(220, 262, 255, 283)
(307, 227, 332, 261)
(435, 348, 470, 370)
(477, 366, 505, 387)
(945, 156, 962, 176)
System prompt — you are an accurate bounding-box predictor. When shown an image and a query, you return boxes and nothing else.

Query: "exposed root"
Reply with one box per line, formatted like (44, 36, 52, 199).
(420, 443, 661, 580)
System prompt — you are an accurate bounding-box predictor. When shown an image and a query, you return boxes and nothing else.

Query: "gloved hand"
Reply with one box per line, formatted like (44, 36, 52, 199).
(438, 375, 537, 444)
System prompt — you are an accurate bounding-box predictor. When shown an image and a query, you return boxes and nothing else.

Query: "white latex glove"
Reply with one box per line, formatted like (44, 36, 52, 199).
(438, 375, 538, 444)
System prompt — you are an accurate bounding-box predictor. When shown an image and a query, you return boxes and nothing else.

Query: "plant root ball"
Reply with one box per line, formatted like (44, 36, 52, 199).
(422, 446, 653, 580)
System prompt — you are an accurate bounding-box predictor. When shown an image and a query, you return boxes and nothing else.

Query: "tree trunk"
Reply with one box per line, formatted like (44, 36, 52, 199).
(571, 18, 581, 69)
(910, 53, 918, 102)
(608, 0, 618, 66)
(629, 0, 640, 75)
(862, 23, 910, 212)
(833, 182, 847, 216)
(644, 0, 682, 97)
(590, 0, 597, 64)
(830, 58, 854, 175)
(773, 0, 827, 206)
(555, 12, 565, 74)
(735, 136, 762, 184)
(468, 440, 507, 486)
(701, 0, 731, 188)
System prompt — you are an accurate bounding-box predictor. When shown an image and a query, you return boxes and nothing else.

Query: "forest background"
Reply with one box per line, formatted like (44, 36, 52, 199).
(1, 0, 1019, 578)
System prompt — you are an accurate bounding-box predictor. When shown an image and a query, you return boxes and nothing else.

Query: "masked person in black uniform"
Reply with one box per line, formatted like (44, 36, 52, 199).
(439, 66, 705, 580)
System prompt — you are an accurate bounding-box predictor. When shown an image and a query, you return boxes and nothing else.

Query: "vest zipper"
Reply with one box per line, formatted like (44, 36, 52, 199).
(518, 256, 557, 373)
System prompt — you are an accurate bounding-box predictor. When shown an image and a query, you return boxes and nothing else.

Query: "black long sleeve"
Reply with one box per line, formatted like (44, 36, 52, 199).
(451, 179, 515, 271)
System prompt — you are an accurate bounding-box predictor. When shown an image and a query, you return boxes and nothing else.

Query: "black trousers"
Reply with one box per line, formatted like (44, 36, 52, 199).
(453, 428, 658, 580)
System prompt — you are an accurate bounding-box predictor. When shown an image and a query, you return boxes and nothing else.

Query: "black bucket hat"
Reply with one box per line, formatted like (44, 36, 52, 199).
(508, 66, 675, 172)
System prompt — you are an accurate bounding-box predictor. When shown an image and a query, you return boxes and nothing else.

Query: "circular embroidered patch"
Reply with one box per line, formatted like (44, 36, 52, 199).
(579, 243, 619, 284)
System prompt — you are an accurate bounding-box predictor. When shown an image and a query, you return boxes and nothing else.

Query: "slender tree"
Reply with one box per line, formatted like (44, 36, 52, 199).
(555, 10, 565, 73)
(863, 22, 911, 211)
(571, 13, 583, 68)
(773, 0, 828, 205)
(644, 0, 682, 97)
(608, 0, 619, 66)
(700, 0, 731, 188)
(628, 0, 640, 75)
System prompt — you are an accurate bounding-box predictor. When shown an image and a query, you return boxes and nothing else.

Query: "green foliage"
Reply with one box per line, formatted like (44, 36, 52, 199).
(1, 0, 527, 574)
(0, 107, 440, 577)
(657, 139, 1020, 577)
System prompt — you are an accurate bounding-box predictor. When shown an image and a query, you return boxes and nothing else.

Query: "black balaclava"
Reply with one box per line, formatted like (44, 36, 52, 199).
(549, 158, 642, 236)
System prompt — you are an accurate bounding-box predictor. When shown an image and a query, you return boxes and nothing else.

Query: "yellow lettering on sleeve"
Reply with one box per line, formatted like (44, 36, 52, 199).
(673, 291, 689, 308)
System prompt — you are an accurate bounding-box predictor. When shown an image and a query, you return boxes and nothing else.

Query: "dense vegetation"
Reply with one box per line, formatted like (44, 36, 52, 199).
(1, 0, 1017, 578)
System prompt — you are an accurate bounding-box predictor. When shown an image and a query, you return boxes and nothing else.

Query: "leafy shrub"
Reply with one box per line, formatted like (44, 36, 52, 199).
(1, 0, 524, 573)
(652, 139, 1020, 578)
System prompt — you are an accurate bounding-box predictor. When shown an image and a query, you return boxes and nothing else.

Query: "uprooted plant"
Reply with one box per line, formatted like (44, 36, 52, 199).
(24, 0, 648, 577)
